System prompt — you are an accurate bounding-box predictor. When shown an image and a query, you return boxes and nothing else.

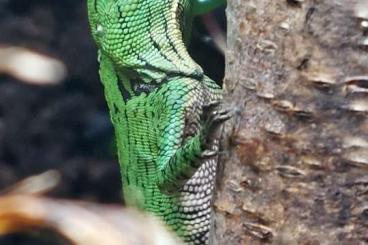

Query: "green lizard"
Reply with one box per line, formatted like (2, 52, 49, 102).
(87, 0, 228, 244)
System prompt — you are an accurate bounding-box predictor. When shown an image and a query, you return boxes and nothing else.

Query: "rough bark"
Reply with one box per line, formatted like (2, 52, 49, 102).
(214, 0, 368, 244)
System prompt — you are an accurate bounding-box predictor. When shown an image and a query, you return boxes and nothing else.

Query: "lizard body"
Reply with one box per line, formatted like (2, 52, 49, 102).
(87, 0, 227, 244)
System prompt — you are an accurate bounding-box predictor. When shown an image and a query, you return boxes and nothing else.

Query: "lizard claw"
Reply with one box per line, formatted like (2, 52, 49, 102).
(211, 109, 232, 124)
(201, 101, 221, 121)
(205, 109, 232, 132)
(201, 150, 217, 158)
(203, 101, 221, 111)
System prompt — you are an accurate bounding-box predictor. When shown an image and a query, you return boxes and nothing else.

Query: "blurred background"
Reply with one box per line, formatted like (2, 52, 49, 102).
(0, 0, 225, 244)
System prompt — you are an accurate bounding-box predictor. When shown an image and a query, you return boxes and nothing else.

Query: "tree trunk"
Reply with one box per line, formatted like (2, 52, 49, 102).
(214, 0, 368, 244)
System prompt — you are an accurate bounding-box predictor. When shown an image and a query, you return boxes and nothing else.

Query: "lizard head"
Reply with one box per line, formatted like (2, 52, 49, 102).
(87, 0, 143, 67)
(87, 0, 204, 83)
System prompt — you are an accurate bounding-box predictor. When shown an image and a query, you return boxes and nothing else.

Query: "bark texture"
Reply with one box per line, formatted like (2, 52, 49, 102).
(214, 0, 368, 244)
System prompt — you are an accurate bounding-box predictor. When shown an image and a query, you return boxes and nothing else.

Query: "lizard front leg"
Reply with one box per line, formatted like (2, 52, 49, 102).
(156, 82, 230, 194)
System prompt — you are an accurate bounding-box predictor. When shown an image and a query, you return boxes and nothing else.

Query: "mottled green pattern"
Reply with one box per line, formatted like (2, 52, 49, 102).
(87, 0, 226, 244)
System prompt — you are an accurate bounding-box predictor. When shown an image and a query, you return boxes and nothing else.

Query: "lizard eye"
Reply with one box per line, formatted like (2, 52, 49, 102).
(96, 24, 105, 38)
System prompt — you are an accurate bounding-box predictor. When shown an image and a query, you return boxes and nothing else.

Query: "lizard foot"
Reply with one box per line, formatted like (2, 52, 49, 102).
(201, 101, 231, 149)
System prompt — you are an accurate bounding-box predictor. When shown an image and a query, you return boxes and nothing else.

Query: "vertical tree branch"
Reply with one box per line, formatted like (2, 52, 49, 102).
(215, 0, 368, 244)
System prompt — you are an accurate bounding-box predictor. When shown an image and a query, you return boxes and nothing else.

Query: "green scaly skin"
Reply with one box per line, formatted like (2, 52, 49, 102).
(87, 0, 227, 244)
